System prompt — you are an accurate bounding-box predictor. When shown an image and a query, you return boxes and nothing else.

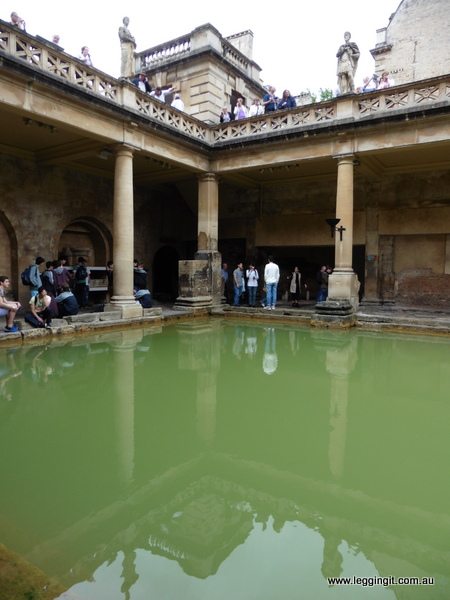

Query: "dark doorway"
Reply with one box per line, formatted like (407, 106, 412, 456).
(153, 246, 179, 302)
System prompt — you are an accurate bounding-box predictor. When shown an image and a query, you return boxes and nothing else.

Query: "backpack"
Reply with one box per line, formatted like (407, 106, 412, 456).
(76, 264, 88, 281)
(21, 265, 32, 286)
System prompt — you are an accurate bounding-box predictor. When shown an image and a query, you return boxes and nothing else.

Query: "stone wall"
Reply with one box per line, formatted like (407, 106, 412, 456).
(372, 0, 450, 84)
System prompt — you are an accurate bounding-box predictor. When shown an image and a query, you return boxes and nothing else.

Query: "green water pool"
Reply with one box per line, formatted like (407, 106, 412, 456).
(0, 321, 449, 599)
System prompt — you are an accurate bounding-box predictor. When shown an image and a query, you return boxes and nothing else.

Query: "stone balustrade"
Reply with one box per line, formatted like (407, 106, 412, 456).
(136, 34, 191, 70)
(211, 79, 450, 144)
(1, 21, 449, 148)
(221, 40, 250, 74)
(0, 22, 119, 100)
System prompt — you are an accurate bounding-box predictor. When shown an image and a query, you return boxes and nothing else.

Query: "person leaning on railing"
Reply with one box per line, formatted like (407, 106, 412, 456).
(10, 11, 25, 31)
(277, 90, 296, 110)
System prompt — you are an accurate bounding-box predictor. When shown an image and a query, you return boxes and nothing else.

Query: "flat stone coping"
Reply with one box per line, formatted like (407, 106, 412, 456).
(1, 302, 450, 346)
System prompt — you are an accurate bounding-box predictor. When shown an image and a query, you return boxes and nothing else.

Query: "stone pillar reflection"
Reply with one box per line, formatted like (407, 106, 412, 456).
(109, 145, 142, 318)
(177, 321, 221, 447)
(328, 155, 360, 308)
(196, 371, 217, 447)
(113, 329, 142, 486)
(326, 336, 358, 479)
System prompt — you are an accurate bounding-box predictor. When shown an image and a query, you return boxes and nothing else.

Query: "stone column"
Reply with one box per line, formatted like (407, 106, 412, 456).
(109, 145, 142, 318)
(197, 172, 218, 252)
(177, 173, 222, 308)
(327, 155, 360, 309)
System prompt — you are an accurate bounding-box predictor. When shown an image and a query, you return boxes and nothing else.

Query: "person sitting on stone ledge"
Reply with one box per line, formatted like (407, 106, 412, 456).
(135, 288, 152, 308)
(132, 73, 152, 94)
(55, 285, 79, 317)
(0, 276, 21, 333)
(150, 86, 174, 103)
(25, 287, 55, 328)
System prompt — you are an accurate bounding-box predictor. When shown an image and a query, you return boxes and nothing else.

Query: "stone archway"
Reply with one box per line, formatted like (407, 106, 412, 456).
(58, 218, 112, 267)
(152, 246, 179, 301)
(0, 212, 18, 293)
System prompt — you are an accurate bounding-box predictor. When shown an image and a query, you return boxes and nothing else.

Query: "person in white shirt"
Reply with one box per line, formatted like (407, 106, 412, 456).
(171, 93, 184, 111)
(150, 87, 174, 102)
(79, 46, 93, 67)
(264, 256, 280, 310)
(248, 99, 264, 117)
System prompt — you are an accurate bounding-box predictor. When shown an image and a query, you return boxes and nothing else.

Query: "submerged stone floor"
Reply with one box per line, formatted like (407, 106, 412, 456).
(0, 301, 449, 345)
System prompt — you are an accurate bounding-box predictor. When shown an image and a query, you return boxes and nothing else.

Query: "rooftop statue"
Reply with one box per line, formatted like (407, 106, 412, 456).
(119, 16, 136, 78)
(336, 31, 360, 94)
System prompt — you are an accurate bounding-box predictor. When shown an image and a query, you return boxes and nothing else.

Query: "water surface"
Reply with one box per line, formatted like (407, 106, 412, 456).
(0, 321, 449, 599)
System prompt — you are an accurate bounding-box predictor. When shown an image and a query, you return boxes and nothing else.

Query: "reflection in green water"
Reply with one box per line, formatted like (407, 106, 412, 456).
(0, 321, 449, 599)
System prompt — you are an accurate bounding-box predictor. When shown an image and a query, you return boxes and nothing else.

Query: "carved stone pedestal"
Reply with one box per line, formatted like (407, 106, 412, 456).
(175, 252, 222, 309)
(311, 300, 356, 328)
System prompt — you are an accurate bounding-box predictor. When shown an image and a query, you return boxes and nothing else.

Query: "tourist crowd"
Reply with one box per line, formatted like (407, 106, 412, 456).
(221, 258, 333, 309)
(5, 8, 395, 123)
(0, 254, 153, 333)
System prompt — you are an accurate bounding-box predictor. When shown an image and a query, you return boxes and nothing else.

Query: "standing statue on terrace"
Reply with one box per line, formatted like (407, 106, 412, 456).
(119, 16, 136, 78)
(336, 31, 360, 95)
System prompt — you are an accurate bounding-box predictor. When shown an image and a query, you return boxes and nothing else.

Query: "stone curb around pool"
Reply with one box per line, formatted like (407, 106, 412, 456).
(0, 309, 165, 345)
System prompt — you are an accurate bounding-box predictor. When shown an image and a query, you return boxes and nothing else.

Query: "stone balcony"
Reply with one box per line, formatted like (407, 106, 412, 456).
(1, 20, 449, 149)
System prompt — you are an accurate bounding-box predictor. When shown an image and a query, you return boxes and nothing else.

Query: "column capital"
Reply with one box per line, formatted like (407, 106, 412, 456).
(332, 153, 355, 165)
(114, 144, 135, 157)
(198, 172, 219, 183)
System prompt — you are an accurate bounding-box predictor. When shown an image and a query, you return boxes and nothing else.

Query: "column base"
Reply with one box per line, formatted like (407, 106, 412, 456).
(311, 300, 356, 328)
(327, 270, 360, 310)
(106, 299, 143, 318)
(174, 295, 213, 308)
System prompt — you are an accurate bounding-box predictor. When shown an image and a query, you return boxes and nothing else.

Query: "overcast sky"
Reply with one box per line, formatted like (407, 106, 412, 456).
(7, 0, 400, 95)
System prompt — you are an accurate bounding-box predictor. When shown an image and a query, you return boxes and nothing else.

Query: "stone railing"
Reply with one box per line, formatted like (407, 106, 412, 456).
(0, 21, 209, 142)
(211, 78, 450, 143)
(211, 103, 336, 143)
(222, 40, 250, 74)
(136, 34, 191, 71)
(0, 22, 119, 101)
(1, 22, 449, 148)
(135, 93, 209, 142)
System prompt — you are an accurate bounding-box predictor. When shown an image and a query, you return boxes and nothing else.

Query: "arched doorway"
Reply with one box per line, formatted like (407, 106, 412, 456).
(153, 246, 179, 302)
(0, 212, 18, 294)
(58, 218, 111, 267)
